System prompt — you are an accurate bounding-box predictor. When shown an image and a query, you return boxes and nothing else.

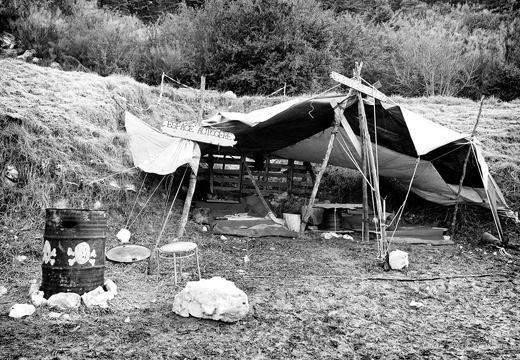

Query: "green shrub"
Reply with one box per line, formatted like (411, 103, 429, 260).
(486, 64, 520, 102)
(167, 0, 336, 95)
(12, 6, 64, 59)
(55, 5, 146, 75)
(330, 13, 397, 94)
(6, 0, 520, 100)
(131, 9, 196, 85)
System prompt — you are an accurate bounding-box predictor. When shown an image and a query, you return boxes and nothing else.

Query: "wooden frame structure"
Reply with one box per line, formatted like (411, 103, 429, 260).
(198, 154, 314, 196)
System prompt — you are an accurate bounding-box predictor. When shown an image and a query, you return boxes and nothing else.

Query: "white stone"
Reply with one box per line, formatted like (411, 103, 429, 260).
(48, 311, 62, 319)
(0, 285, 7, 296)
(104, 279, 117, 296)
(389, 250, 409, 270)
(28, 282, 40, 296)
(81, 286, 104, 307)
(47, 293, 81, 310)
(125, 183, 136, 192)
(409, 300, 424, 308)
(116, 228, 131, 243)
(49, 62, 62, 70)
(30, 291, 47, 307)
(224, 90, 237, 98)
(322, 232, 342, 240)
(172, 277, 249, 323)
(9, 304, 36, 318)
(17, 49, 34, 61)
(81, 286, 114, 308)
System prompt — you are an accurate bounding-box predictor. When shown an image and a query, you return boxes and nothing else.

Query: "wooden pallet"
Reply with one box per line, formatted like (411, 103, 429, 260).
(198, 154, 314, 196)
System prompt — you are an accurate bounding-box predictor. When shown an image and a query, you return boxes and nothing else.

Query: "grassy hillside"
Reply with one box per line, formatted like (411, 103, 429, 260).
(0, 58, 279, 212)
(1, 58, 519, 244)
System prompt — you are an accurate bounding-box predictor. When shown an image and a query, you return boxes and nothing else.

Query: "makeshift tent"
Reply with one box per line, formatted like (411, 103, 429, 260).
(124, 92, 512, 241)
(201, 95, 509, 212)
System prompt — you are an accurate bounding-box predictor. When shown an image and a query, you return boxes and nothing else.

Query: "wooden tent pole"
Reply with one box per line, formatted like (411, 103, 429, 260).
(355, 64, 370, 243)
(300, 101, 342, 234)
(450, 95, 485, 240)
(177, 168, 198, 238)
(244, 164, 284, 225)
(355, 62, 387, 258)
(198, 75, 205, 125)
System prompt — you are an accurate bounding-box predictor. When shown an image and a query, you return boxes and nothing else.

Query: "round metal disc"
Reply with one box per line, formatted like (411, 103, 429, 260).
(106, 244, 151, 263)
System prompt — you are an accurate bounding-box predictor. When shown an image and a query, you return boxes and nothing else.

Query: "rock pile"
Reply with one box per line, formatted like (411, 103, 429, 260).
(6, 278, 118, 319)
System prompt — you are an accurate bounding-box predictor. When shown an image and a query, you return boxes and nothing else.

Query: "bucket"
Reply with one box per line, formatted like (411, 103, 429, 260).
(283, 213, 301, 232)
(41, 208, 107, 298)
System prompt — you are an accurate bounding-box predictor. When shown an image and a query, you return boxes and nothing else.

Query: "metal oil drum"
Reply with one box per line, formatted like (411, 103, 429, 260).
(41, 208, 107, 298)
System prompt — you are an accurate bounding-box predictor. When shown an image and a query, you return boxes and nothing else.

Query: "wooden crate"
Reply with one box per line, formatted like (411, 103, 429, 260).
(198, 154, 314, 196)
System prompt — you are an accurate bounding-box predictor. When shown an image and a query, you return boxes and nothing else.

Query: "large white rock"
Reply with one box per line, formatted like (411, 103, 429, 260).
(47, 293, 81, 310)
(389, 250, 409, 270)
(172, 277, 249, 322)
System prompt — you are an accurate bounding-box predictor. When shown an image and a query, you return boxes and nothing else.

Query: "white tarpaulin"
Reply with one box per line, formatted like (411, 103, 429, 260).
(124, 111, 200, 175)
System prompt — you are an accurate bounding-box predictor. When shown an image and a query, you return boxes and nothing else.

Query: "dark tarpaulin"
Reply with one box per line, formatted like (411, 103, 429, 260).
(201, 96, 336, 155)
(343, 101, 484, 188)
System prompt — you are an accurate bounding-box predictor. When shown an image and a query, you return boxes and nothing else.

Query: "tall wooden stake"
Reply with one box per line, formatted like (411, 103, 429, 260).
(355, 62, 387, 258)
(356, 66, 370, 243)
(300, 101, 342, 234)
(198, 75, 206, 124)
(450, 96, 485, 239)
(177, 168, 198, 238)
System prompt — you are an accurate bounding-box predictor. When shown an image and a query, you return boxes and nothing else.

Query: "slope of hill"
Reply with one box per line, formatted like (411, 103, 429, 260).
(0, 59, 278, 211)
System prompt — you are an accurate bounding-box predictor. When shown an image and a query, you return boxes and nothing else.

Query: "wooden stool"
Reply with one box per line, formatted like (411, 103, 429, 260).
(158, 241, 201, 286)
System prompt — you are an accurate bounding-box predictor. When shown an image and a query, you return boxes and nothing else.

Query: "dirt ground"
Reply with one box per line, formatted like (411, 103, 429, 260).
(1, 226, 519, 360)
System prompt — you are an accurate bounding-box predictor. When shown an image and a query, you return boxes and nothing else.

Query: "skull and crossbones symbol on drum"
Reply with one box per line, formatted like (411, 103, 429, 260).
(42, 240, 57, 265)
(67, 242, 96, 266)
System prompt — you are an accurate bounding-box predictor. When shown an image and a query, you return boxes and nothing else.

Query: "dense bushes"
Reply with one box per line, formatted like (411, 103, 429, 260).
(4, 0, 520, 100)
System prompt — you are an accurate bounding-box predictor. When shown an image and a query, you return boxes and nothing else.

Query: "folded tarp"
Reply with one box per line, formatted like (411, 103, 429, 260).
(213, 218, 298, 238)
